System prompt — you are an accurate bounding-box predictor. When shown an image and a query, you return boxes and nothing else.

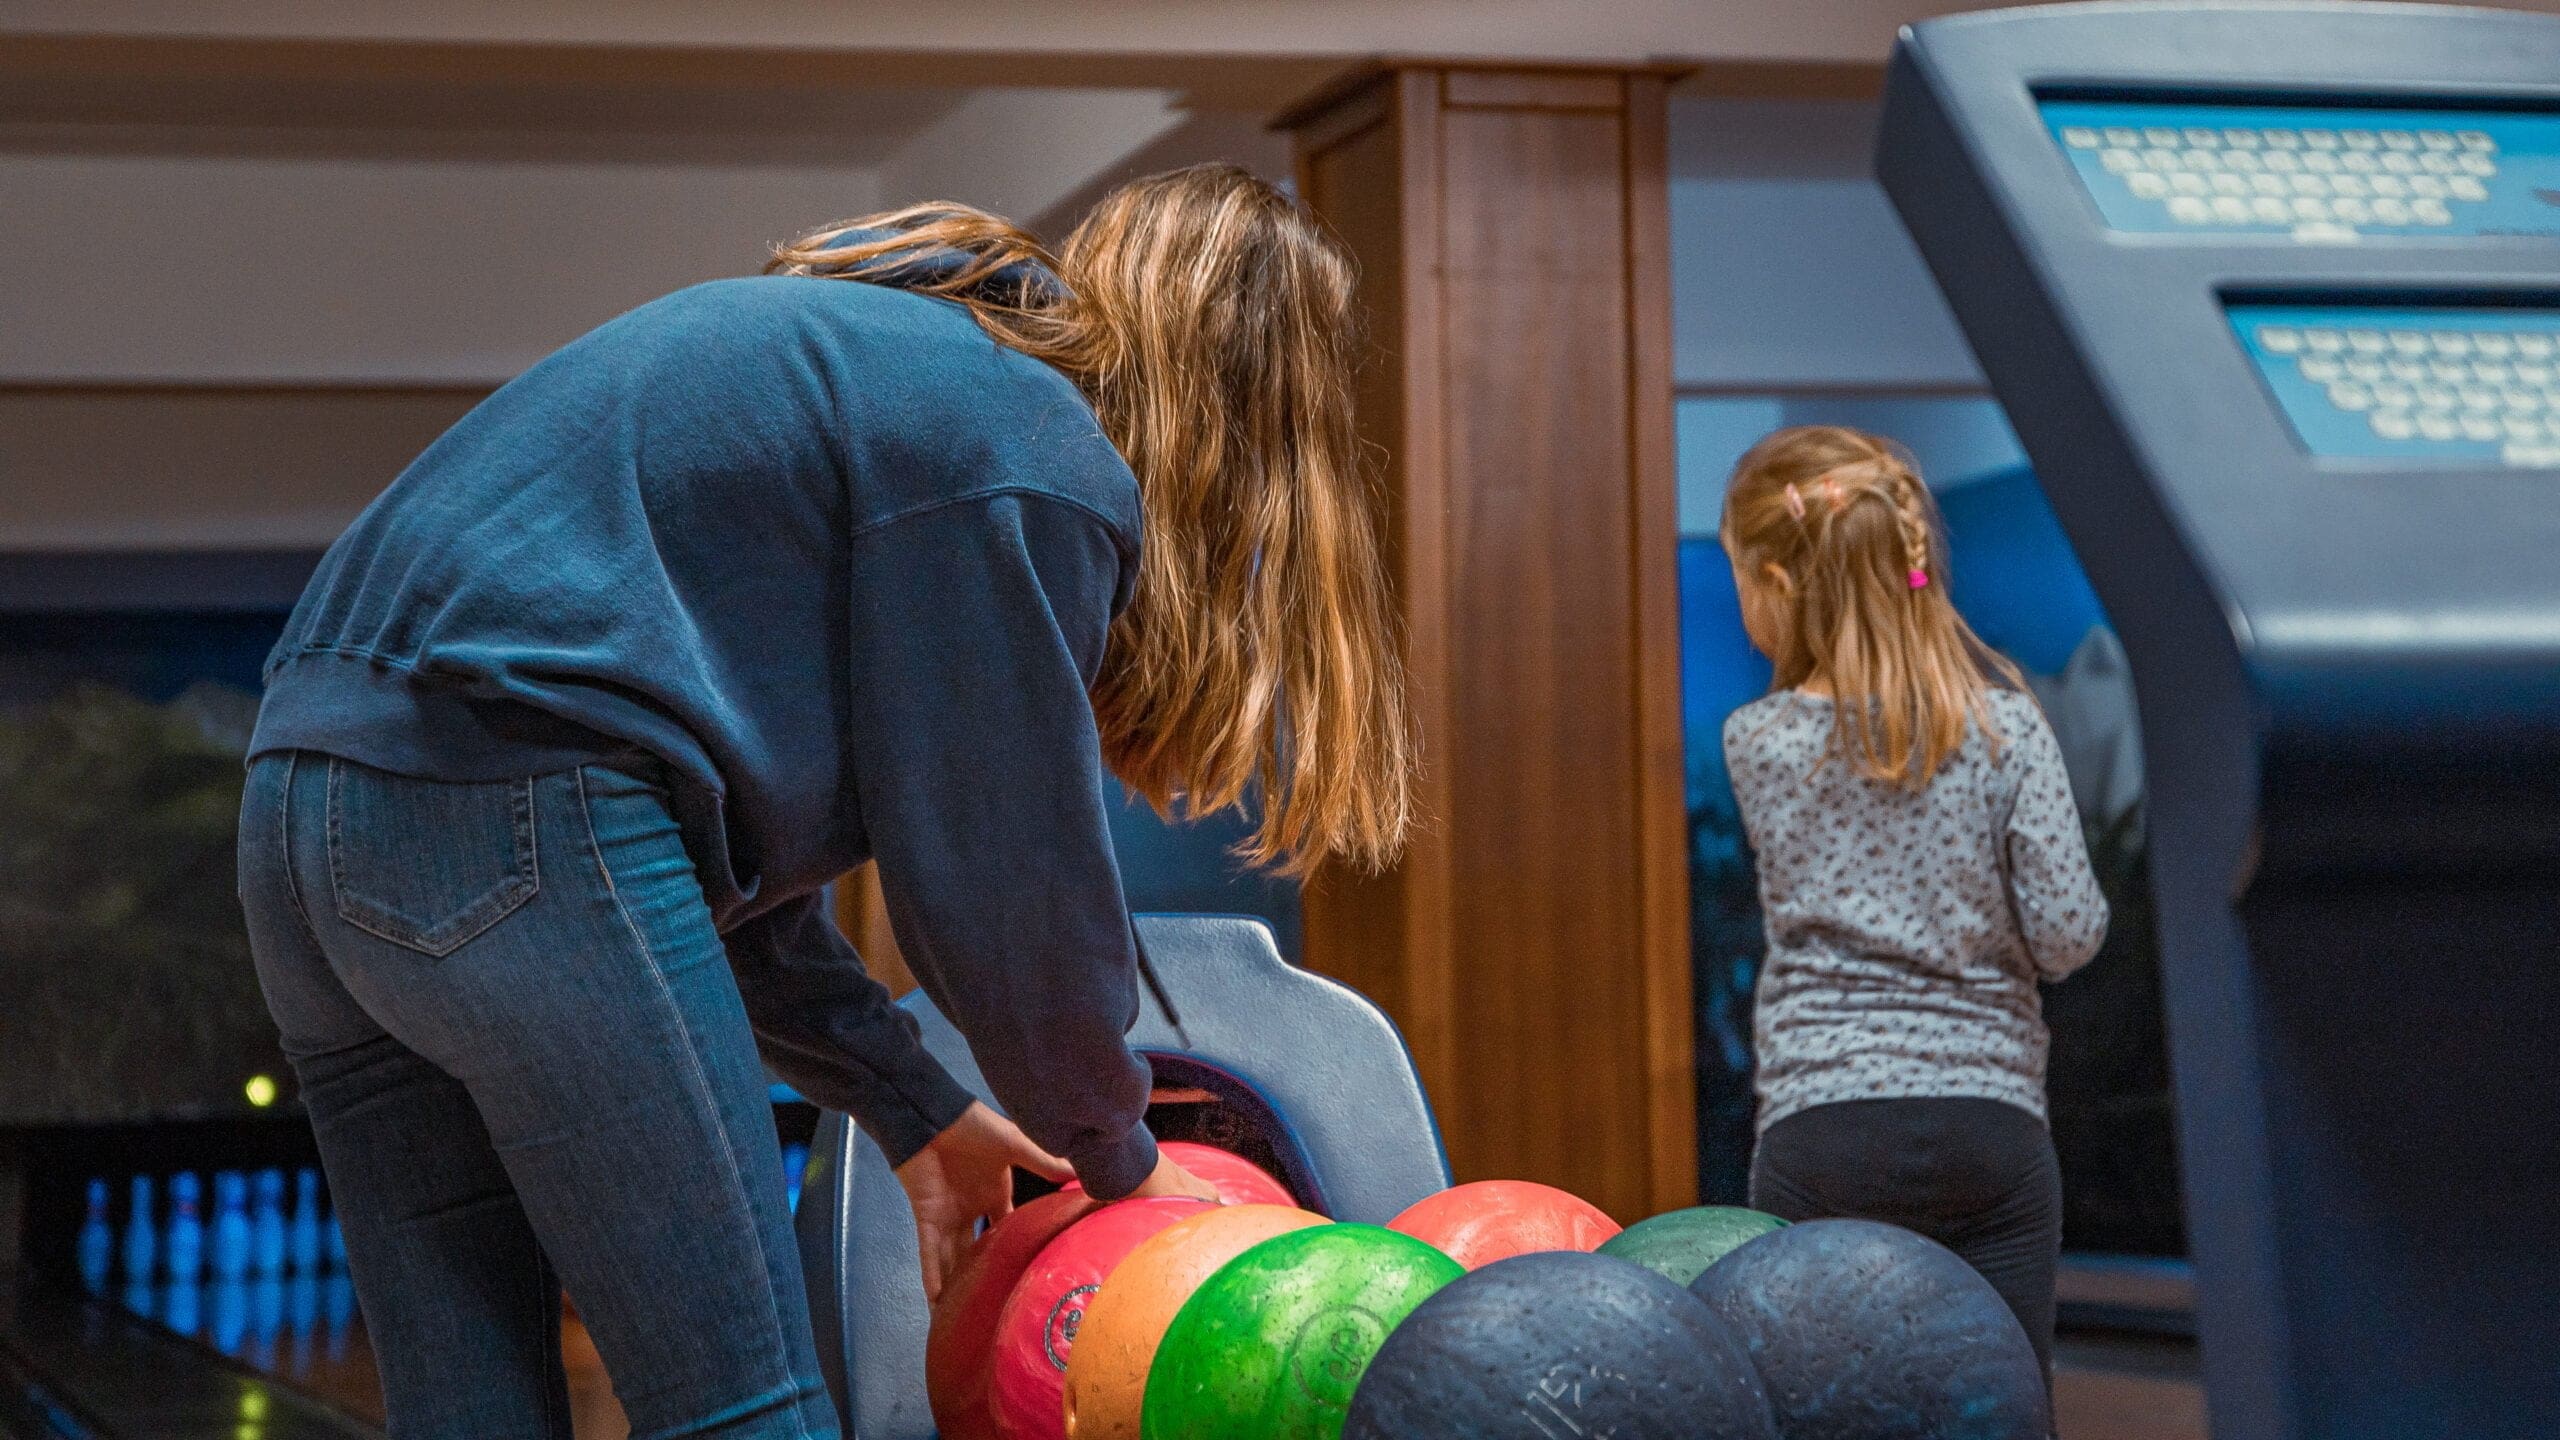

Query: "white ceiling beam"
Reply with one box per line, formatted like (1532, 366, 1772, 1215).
(0, 0, 2100, 71)
(13, 1, 2560, 116)
(0, 0, 1904, 64)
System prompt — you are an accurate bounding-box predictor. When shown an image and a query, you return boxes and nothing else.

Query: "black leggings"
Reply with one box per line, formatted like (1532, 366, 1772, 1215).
(1749, 1096, 2063, 1385)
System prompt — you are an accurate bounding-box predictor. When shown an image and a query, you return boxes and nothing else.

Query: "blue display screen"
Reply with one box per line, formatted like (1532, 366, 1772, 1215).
(2227, 303, 2560, 467)
(2042, 99, 2560, 241)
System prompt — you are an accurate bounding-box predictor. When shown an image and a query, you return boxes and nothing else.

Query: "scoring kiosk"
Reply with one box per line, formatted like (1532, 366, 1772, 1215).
(1879, 5, 2560, 1437)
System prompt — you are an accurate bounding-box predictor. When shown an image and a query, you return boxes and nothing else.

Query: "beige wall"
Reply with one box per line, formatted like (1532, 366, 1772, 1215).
(0, 145, 889, 549)
(0, 388, 481, 551)
(0, 68, 1226, 548)
(1, 153, 880, 385)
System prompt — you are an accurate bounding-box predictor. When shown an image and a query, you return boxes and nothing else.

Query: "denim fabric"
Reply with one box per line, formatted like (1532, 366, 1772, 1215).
(239, 751, 837, 1440)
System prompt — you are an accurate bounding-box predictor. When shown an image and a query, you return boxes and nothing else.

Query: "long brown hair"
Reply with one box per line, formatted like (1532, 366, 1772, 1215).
(768, 165, 1412, 873)
(1719, 425, 2025, 789)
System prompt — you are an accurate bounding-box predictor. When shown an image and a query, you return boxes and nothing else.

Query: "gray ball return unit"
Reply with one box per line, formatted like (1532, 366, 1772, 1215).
(794, 914, 1452, 1438)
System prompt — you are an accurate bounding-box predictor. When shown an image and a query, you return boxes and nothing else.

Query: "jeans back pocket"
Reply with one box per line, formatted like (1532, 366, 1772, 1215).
(327, 758, 539, 957)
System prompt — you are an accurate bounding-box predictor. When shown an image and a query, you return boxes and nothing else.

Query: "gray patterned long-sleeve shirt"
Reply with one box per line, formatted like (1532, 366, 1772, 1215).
(1725, 687, 2109, 1130)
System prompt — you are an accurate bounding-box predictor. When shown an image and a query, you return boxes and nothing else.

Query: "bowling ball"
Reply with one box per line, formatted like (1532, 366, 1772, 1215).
(1064, 1204, 1327, 1440)
(1688, 1219, 2050, 1440)
(1595, 1205, 1788, 1287)
(928, 1191, 1099, 1440)
(992, 1197, 1216, 1440)
(1142, 1224, 1461, 1440)
(1062, 1141, 1297, 1208)
(1343, 1251, 1776, 1440)
(1386, 1180, 1622, 1270)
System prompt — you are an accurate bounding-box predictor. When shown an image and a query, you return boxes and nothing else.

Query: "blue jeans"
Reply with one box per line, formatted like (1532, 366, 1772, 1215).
(238, 752, 839, 1440)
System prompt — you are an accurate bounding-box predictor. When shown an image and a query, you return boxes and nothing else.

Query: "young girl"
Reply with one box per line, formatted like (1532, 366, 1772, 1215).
(1719, 425, 2108, 1384)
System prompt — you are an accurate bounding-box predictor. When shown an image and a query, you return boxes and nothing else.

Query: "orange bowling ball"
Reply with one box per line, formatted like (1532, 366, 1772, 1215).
(1385, 1180, 1622, 1270)
(928, 1190, 1099, 1440)
(1060, 1203, 1327, 1440)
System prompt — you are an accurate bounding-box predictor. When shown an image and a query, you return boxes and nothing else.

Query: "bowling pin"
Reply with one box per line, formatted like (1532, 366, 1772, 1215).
(166, 1171, 205, 1284)
(211, 1277, 249, 1356)
(120, 1275, 155, 1321)
(249, 1276, 286, 1369)
(76, 1179, 113, 1293)
(324, 1208, 348, 1272)
(322, 1274, 355, 1362)
(122, 1175, 157, 1283)
(161, 1276, 202, 1338)
(251, 1168, 288, 1278)
(288, 1168, 322, 1275)
(287, 1274, 319, 1376)
(783, 1143, 811, 1214)
(212, 1171, 253, 1282)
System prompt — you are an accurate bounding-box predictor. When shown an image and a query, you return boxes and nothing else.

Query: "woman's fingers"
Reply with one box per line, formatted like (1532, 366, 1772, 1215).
(917, 1223, 949, 1305)
(1007, 1131, 1075, 1185)
(1126, 1154, 1222, 1203)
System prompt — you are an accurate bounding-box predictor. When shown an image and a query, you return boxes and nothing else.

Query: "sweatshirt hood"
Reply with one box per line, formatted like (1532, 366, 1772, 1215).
(804, 219, 1065, 307)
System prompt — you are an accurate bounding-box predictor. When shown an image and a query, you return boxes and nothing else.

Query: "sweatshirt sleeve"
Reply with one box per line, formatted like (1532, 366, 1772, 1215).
(722, 893, 977, 1167)
(840, 489, 1159, 1200)
(2002, 703, 2112, 981)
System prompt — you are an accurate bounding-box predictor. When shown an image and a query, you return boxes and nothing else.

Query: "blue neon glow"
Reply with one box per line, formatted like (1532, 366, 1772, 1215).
(2226, 302, 2560, 467)
(2041, 99, 2560, 241)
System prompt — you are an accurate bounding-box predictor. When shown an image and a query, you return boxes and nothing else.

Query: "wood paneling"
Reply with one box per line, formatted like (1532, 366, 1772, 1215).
(1288, 67, 1694, 1220)
(1296, 72, 1458, 1116)
(1622, 76, 1698, 1215)
(1442, 70, 1625, 112)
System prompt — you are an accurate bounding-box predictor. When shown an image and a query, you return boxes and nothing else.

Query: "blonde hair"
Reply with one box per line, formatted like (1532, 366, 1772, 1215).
(1719, 425, 2025, 789)
(767, 165, 1411, 874)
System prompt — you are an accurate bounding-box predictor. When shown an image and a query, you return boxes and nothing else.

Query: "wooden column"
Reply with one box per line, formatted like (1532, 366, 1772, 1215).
(1284, 65, 1694, 1220)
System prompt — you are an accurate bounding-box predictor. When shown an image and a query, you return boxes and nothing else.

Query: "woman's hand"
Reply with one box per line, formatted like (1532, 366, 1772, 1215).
(1124, 1149, 1222, 1203)
(894, 1101, 1074, 1303)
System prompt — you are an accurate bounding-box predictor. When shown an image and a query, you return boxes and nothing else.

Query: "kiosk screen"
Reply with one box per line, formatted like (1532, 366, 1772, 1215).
(2227, 301, 2560, 467)
(2041, 99, 2560, 241)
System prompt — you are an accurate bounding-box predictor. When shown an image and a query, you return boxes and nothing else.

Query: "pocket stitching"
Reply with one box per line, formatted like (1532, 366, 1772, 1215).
(326, 758, 541, 958)
(274, 753, 334, 960)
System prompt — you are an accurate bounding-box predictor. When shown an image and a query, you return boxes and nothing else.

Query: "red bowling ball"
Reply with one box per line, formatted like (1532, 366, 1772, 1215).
(1169, 1142, 1298, 1206)
(927, 1190, 1099, 1440)
(989, 1196, 1214, 1440)
(1061, 1141, 1296, 1207)
(1386, 1179, 1623, 1270)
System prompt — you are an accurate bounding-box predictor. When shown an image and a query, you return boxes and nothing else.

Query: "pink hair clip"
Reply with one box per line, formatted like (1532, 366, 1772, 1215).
(1783, 483, 1807, 521)
(1908, 568, 1930, 590)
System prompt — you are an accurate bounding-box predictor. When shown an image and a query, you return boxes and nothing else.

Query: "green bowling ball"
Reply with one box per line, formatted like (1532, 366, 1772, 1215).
(1141, 1223, 1461, 1440)
(1595, 1205, 1789, 1287)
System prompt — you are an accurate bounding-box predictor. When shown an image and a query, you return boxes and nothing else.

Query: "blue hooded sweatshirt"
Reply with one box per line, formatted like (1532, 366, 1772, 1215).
(249, 239, 1160, 1195)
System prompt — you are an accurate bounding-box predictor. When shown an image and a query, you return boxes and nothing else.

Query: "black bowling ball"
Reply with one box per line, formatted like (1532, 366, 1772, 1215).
(1688, 1219, 2049, 1440)
(1343, 1249, 1777, 1440)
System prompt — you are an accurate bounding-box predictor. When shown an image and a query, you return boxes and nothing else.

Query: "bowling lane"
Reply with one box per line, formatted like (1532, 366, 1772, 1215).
(2054, 1335, 2207, 1440)
(0, 1281, 377, 1439)
(1, 1277, 637, 1440)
